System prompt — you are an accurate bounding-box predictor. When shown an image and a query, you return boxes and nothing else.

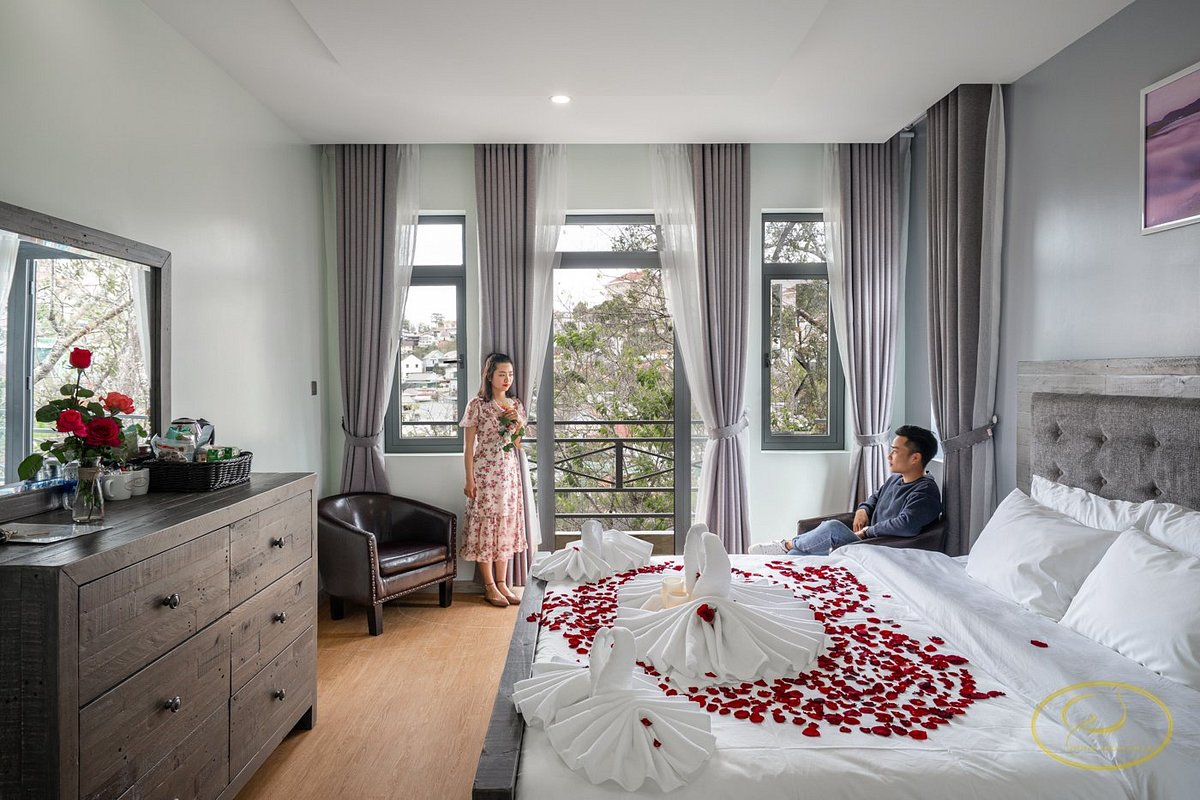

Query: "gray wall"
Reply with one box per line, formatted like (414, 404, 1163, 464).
(997, 0, 1200, 492)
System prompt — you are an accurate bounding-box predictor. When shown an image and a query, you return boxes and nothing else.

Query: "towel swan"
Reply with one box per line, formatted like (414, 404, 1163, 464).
(616, 532, 826, 686)
(513, 627, 716, 791)
(530, 520, 653, 583)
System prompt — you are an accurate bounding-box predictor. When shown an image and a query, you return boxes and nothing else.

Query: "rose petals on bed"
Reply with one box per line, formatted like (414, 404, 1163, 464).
(1030, 639, 1049, 648)
(536, 561, 1005, 740)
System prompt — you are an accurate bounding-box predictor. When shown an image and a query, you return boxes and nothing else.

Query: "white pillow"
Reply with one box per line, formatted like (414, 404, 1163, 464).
(1141, 501, 1200, 558)
(1030, 475, 1156, 531)
(967, 489, 1122, 620)
(1060, 529, 1200, 690)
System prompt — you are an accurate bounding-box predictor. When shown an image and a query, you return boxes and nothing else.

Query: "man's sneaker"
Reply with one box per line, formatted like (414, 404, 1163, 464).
(747, 541, 787, 556)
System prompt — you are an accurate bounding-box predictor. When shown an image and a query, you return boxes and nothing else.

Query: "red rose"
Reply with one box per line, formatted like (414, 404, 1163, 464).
(83, 416, 122, 448)
(68, 348, 92, 369)
(56, 409, 87, 436)
(102, 391, 135, 415)
(696, 603, 716, 624)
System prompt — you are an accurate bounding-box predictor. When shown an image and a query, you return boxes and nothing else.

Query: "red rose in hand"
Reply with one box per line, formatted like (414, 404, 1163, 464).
(696, 603, 716, 624)
(83, 416, 122, 448)
(55, 409, 87, 436)
(102, 391, 135, 415)
(69, 348, 92, 369)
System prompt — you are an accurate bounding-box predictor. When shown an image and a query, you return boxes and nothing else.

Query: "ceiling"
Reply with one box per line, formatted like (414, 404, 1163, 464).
(143, 0, 1134, 144)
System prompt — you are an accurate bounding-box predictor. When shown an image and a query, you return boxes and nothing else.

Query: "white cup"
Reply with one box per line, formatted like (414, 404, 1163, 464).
(103, 472, 132, 501)
(127, 470, 150, 496)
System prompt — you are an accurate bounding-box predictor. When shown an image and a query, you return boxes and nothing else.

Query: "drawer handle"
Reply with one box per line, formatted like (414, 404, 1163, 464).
(273, 611, 288, 624)
(270, 537, 285, 549)
(273, 688, 287, 701)
(163, 696, 182, 713)
(162, 593, 181, 609)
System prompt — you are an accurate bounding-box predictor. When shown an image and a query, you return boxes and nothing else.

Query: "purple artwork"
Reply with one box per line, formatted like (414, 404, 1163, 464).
(1143, 61, 1200, 232)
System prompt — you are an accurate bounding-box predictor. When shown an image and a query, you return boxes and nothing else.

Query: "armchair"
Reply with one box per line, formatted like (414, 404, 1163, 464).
(796, 511, 947, 553)
(317, 492, 457, 636)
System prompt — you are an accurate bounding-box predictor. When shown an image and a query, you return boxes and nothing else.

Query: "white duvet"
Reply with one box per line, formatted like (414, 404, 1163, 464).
(516, 547, 1200, 799)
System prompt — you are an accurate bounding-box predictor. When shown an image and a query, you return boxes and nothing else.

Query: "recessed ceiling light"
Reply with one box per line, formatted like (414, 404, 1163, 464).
(549, 95, 571, 105)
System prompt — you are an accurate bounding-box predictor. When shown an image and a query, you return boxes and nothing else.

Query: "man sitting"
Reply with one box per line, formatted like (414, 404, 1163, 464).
(752, 425, 943, 556)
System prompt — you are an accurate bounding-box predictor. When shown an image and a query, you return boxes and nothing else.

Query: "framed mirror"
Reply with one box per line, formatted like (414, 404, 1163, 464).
(0, 200, 170, 500)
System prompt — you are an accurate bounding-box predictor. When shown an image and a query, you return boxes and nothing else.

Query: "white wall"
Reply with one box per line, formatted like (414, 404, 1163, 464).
(0, 0, 324, 477)
(323, 143, 857, 579)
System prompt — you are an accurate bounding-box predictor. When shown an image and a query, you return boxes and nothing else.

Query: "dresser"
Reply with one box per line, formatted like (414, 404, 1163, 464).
(0, 473, 318, 800)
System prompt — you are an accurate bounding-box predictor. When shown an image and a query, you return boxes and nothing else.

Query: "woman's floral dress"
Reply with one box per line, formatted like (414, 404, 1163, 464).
(460, 396, 527, 561)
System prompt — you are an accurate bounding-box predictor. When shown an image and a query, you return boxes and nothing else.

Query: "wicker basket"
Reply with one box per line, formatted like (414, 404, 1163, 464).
(148, 452, 253, 492)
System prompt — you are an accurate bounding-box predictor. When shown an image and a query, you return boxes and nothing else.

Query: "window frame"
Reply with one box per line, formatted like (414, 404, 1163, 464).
(760, 212, 846, 451)
(536, 214, 694, 553)
(383, 215, 467, 454)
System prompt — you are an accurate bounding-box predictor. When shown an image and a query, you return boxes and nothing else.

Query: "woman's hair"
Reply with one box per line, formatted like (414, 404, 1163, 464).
(477, 352, 516, 400)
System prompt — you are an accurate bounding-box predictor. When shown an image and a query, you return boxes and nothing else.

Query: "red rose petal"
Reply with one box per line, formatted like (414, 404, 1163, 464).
(1030, 639, 1049, 648)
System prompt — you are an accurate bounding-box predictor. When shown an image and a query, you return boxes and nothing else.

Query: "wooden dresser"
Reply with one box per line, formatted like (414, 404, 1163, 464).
(0, 473, 317, 800)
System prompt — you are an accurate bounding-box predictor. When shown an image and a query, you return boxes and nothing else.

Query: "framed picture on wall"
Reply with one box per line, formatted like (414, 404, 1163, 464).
(1141, 59, 1200, 234)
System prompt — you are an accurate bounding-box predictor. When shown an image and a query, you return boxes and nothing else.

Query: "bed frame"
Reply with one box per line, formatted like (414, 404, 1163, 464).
(474, 356, 1200, 799)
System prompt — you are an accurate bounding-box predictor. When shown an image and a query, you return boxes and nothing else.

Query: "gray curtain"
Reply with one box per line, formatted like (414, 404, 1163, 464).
(927, 85, 1006, 555)
(824, 138, 911, 506)
(475, 144, 539, 585)
(335, 144, 419, 493)
(691, 144, 753, 553)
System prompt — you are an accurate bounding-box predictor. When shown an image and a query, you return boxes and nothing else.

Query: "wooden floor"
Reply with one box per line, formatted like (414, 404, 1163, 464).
(237, 588, 519, 800)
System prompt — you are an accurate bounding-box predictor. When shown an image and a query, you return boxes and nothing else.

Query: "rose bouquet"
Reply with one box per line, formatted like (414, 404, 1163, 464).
(18, 347, 140, 521)
(496, 397, 525, 453)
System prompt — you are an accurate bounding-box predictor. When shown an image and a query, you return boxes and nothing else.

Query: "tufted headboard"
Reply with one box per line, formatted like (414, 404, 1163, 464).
(1017, 358, 1200, 509)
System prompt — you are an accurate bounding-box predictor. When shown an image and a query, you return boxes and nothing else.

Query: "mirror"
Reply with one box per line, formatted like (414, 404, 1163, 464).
(0, 201, 170, 493)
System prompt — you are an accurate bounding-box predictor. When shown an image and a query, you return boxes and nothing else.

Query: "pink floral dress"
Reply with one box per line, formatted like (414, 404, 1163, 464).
(460, 396, 528, 562)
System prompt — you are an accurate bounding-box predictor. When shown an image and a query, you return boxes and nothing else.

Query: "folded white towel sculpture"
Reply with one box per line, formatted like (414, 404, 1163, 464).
(530, 520, 653, 582)
(616, 531, 825, 686)
(513, 627, 716, 792)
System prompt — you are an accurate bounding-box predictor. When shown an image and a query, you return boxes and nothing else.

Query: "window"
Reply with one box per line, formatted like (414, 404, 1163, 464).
(761, 213, 845, 450)
(384, 216, 466, 453)
(531, 215, 696, 552)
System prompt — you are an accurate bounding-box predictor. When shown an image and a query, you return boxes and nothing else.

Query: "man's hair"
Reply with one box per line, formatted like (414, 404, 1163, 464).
(895, 425, 938, 467)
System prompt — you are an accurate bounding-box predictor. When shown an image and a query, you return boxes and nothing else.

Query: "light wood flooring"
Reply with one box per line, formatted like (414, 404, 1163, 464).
(237, 588, 519, 800)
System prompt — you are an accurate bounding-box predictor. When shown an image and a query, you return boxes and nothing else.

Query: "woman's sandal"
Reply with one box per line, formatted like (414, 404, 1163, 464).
(496, 581, 520, 604)
(483, 582, 509, 608)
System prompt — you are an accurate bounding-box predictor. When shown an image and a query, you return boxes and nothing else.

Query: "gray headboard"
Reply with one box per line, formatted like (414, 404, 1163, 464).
(1017, 358, 1200, 509)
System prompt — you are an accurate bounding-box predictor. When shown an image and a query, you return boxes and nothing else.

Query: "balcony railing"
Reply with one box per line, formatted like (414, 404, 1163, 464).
(530, 418, 704, 532)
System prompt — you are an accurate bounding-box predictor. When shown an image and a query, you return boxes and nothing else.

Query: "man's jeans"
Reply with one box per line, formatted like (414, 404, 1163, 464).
(787, 519, 860, 555)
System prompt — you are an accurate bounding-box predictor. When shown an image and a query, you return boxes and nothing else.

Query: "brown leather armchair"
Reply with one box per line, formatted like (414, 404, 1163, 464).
(317, 492, 457, 635)
(796, 512, 947, 553)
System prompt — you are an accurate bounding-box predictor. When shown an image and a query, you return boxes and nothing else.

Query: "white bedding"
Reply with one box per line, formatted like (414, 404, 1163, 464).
(516, 547, 1200, 799)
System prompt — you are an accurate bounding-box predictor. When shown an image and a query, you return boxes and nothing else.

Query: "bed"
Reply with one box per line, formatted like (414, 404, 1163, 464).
(474, 357, 1200, 799)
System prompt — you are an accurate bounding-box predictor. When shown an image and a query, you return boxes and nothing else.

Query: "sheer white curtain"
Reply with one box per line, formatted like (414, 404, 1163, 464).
(522, 143, 567, 552)
(0, 232, 18, 317)
(650, 145, 721, 525)
(383, 144, 421, 415)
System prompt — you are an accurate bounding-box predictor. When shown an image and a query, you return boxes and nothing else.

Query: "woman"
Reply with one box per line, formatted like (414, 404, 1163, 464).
(460, 352, 527, 607)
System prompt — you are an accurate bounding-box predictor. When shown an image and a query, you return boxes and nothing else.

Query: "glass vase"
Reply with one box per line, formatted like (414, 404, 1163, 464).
(73, 457, 105, 524)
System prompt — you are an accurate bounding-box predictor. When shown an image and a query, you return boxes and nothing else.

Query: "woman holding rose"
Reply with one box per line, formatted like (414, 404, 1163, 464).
(460, 352, 527, 608)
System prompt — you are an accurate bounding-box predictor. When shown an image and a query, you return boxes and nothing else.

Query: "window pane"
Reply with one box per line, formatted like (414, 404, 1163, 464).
(413, 222, 463, 266)
(764, 220, 826, 263)
(398, 284, 459, 437)
(550, 267, 674, 532)
(33, 256, 151, 451)
(557, 224, 657, 252)
(768, 277, 831, 436)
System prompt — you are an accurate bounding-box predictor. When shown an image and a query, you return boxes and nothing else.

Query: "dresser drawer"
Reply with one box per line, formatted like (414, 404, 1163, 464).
(229, 624, 316, 776)
(79, 529, 230, 704)
(229, 559, 317, 693)
(80, 624, 230, 800)
(114, 703, 228, 800)
(230, 492, 312, 607)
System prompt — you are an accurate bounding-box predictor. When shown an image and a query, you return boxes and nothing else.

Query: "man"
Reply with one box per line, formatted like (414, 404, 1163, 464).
(752, 425, 943, 556)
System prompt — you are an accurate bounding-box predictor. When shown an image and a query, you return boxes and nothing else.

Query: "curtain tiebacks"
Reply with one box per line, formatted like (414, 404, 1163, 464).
(941, 416, 999, 454)
(708, 413, 748, 440)
(342, 419, 383, 448)
(854, 431, 892, 447)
